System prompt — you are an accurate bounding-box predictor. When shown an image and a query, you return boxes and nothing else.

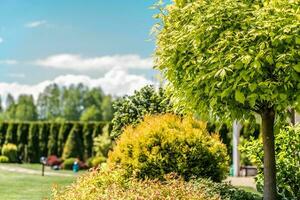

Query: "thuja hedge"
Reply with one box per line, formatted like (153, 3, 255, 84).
(0, 121, 109, 163)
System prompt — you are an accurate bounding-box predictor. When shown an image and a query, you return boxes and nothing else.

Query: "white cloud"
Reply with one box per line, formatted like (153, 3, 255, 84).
(34, 54, 153, 71)
(25, 20, 47, 28)
(0, 69, 153, 100)
(0, 37, 3, 43)
(0, 60, 18, 65)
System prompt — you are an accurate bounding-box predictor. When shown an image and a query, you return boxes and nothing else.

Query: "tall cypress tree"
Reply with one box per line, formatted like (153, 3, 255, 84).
(17, 123, 29, 160)
(62, 124, 83, 160)
(5, 122, 18, 144)
(82, 123, 94, 159)
(27, 123, 39, 163)
(47, 123, 60, 156)
(39, 123, 49, 157)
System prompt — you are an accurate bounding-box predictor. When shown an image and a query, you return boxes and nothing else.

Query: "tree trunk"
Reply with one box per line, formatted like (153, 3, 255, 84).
(290, 108, 295, 125)
(261, 107, 277, 200)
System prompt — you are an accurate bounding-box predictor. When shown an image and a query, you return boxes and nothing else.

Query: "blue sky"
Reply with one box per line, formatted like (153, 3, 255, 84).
(0, 0, 167, 98)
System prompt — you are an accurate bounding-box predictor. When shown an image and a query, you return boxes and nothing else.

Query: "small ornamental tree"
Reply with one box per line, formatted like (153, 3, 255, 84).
(155, 0, 300, 199)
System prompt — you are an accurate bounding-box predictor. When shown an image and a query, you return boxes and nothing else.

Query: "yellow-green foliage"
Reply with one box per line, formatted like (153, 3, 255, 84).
(52, 168, 260, 200)
(1, 143, 18, 163)
(52, 169, 220, 200)
(62, 158, 76, 170)
(108, 114, 229, 182)
(0, 155, 9, 163)
(91, 156, 106, 167)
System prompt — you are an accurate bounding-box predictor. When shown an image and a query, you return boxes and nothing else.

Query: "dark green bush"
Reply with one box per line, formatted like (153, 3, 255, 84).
(1, 143, 18, 162)
(241, 124, 300, 200)
(0, 155, 9, 163)
(109, 114, 229, 182)
(111, 85, 174, 138)
(62, 158, 76, 170)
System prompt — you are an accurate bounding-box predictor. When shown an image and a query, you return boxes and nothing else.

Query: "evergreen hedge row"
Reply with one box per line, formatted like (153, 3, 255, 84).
(0, 121, 109, 163)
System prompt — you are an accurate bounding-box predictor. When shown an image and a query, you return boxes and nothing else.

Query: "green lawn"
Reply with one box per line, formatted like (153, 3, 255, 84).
(0, 165, 81, 200)
(0, 163, 86, 175)
(0, 164, 261, 199)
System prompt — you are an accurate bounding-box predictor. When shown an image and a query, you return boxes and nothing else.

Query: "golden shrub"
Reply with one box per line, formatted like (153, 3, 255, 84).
(108, 114, 229, 182)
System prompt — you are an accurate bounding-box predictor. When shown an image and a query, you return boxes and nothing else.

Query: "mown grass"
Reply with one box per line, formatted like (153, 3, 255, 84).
(0, 164, 261, 200)
(0, 165, 80, 200)
(0, 163, 86, 175)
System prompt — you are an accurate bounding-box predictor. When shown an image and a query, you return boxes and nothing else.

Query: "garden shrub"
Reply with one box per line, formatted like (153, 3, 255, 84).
(86, 157, 93, 168)
(93, 124, 112, 157)
(1, 143, 18, 162)
(91, 156, 106, 167)
(51, 168, 260, 200)
(111, 85, 174, 138)
(108, 114, 229, 182)
(241, 124, 300, 199)
(0, 155, 9, 163)
(46, 155, 62, 166)
(62, 158, 76, 170)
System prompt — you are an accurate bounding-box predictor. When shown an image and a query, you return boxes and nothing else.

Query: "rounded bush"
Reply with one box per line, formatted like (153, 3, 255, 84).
(0, 156, 9, 163)
(87, 156, 106, 168)
(91, 156, 106, 167)
(47, 155, 62, 166)
(108, 114, 229, 181)
(86, 157, 94, 168)
(62, 158, 77, 170)
(1, 143, 18, 163)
